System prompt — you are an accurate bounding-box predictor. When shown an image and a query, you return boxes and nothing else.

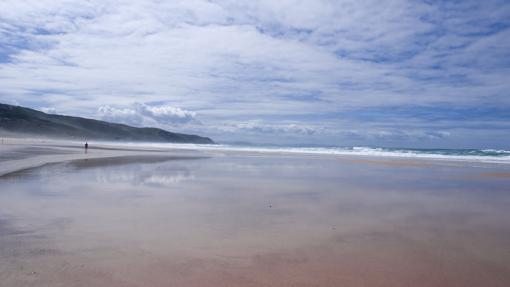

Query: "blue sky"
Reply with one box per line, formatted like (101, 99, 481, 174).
(0, 0, 509, 148)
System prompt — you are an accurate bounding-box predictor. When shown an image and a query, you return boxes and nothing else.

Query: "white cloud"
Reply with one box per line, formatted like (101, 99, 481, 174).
(97, 105, 143, 126)
(39, 107, 57, 114)
(138, 104, 197, 124)
(97, 103, 198, 127)
(225, 121, 323, 135)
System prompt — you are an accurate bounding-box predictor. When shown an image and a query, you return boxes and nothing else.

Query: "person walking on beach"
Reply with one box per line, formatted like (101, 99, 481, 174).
(85, 142, 88, 150)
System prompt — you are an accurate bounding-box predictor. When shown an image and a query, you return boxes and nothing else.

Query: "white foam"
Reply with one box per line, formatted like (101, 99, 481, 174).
(91, 142, 510, 164)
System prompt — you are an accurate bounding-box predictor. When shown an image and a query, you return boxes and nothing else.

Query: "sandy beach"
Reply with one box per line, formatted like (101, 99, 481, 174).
(0, 138, 213, 177)
(1, 138, 510, 287)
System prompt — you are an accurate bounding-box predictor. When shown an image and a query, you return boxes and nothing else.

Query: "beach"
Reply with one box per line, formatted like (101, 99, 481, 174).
(1, 138, 510, 287)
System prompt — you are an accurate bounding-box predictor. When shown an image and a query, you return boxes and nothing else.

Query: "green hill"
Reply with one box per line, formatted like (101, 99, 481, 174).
(0, 103, 214, 144)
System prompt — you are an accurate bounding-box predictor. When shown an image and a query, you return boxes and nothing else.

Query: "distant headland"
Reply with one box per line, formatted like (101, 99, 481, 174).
(0, 103, 214, 144)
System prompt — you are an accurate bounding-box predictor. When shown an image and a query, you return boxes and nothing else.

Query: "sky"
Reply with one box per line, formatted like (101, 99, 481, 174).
(0, 0, 509, 148)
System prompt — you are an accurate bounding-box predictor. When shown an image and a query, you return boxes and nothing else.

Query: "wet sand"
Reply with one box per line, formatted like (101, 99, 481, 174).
(480, 172, 510, 178)
(0, 138, 207, 177)
(1, 139, 510, 286)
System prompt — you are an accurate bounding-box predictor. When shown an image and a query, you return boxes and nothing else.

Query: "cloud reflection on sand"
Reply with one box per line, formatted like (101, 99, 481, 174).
(92, 164, 194, 186)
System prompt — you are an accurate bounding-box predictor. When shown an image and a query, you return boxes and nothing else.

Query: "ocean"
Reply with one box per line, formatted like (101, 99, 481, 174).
(106, 142, 510, 164)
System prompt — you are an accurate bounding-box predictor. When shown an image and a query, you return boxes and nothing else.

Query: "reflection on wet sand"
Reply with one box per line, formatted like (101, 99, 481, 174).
(1, 155, 510, 286)
(92, 163, 195, 186)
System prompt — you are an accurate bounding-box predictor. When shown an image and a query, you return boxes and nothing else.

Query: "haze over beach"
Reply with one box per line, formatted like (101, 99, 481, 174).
(1, 1, 510, 286)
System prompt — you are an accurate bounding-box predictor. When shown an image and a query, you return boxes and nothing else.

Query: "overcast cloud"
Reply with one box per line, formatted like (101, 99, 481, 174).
(0, 0, 509, 147)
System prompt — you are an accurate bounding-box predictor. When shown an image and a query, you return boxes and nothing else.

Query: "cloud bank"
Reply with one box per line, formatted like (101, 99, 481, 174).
(97, 103, 198, 127)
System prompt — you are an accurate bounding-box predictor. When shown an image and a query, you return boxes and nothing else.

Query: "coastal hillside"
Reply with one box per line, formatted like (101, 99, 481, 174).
(0, 103, 214, 144)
